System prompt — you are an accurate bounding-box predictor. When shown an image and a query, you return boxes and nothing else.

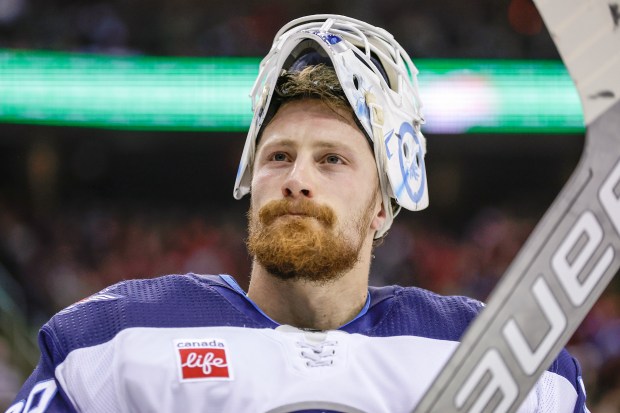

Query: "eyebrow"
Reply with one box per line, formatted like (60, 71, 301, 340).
(260, 138, 352, 151)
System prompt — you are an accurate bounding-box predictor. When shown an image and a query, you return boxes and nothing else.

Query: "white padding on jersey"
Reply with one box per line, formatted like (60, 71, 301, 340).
(55, 337, 122, 413)
(524, 368, 578, 412)
(53, 326, 577, 413)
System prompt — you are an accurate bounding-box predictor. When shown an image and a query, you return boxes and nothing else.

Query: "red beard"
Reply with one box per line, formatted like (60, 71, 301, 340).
(247, 198, 372, 284)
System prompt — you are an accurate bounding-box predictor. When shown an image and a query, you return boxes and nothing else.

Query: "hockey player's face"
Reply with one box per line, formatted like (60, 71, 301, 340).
(247, 99, 385, 282)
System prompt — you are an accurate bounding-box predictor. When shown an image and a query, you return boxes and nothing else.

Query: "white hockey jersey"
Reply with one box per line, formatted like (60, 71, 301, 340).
(7, 274, 588, 412)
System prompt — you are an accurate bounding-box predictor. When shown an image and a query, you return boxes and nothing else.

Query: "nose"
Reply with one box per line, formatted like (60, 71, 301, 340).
(281, 159, 313, 199)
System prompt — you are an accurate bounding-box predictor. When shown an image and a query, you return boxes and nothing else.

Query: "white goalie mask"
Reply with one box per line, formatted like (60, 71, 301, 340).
(233, 14, 429, 238)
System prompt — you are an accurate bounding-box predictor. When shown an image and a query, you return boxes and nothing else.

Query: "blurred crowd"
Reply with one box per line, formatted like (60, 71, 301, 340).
(0, 0, 559, 59)
(0, 198, 618, 409)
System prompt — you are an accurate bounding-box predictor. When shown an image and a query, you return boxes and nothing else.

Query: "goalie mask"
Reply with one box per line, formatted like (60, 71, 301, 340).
(233, 14, 429, 238)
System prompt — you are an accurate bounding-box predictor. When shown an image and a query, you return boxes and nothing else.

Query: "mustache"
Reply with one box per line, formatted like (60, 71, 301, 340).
(258, 199, 336, 227)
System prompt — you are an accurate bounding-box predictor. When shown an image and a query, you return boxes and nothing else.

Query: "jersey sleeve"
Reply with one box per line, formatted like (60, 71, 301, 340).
(544, 348, 589, 413)
(5, 326, 78, 413)
(565, 350, 589, 413)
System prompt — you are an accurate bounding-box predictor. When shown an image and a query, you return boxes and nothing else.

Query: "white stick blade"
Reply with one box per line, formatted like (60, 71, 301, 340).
(533, 0, 620, 124)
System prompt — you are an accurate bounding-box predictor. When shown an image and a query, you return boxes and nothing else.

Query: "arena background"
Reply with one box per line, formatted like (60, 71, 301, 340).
(0, 0, 618, 410)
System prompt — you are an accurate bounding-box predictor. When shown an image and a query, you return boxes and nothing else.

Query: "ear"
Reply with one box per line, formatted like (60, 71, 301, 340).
(370, 197, 387, 232)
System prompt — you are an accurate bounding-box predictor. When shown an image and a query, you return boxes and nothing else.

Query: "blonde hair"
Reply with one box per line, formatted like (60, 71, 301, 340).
(258, 64, 355, 135)
(275, 64, 350, 110)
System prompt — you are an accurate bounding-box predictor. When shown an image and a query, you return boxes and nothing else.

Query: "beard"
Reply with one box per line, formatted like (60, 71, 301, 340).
(247, 196, 376, 284)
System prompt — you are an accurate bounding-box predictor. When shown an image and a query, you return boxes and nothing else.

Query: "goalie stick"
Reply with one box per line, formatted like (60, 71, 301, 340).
(412, 0, 620, 412)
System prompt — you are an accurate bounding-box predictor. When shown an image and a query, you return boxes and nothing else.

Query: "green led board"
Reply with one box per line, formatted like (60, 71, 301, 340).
(0, 50, 584, 134)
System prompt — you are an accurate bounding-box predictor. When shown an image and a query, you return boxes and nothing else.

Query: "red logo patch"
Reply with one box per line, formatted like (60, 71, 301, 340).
(174, 339, 232, 381)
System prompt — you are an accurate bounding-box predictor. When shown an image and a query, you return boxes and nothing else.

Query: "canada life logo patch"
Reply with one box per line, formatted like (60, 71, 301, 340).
(174, 338, 233, 381)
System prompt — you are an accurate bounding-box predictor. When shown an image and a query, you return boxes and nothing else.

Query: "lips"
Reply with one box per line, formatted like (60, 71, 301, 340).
(258, 200, 336, 227)
(276, 212, 318, 222)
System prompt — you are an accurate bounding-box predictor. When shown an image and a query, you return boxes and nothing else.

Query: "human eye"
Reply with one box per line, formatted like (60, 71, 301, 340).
(269, 152, 289, 162)
(323, 154, 345, 164)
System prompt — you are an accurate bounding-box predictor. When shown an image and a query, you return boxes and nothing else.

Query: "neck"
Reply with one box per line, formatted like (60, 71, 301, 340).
(247, 242, 373, 331)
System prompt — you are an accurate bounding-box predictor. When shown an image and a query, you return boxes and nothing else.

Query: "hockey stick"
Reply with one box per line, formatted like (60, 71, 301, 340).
(412, 0, 620, 412)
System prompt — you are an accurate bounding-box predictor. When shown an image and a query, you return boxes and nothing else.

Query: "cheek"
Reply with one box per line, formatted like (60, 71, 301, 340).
(334, 188, 370, 220)
(251, 169, 278, 197)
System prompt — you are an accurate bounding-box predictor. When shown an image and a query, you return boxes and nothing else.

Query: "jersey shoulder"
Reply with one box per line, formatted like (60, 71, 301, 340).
(362, 284, 484, 341)
(364, 284, 586, 399)
(43, 274, 264, 362)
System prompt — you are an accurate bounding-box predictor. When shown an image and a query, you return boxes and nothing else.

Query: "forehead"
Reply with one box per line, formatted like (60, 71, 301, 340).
(257, 99, 372, 153)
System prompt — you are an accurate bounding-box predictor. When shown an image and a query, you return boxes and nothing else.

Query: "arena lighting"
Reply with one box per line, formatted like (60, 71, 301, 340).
(0, 50, 584, 134)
